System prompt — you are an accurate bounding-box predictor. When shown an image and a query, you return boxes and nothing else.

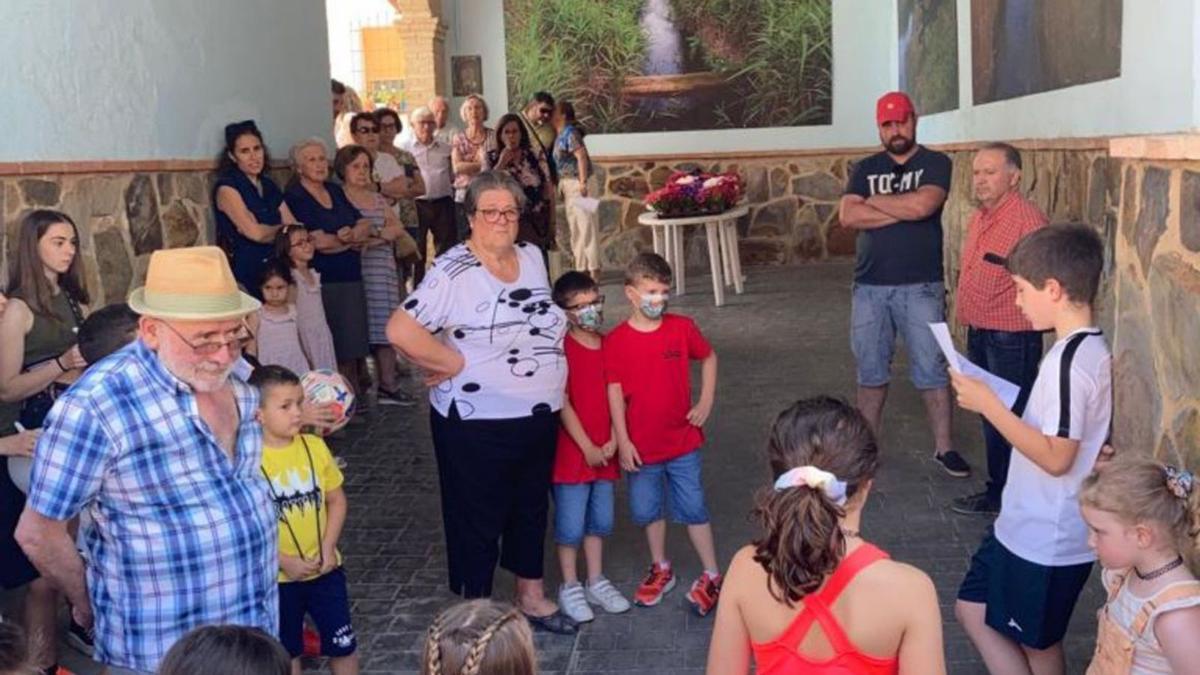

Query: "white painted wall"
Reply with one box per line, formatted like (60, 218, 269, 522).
(917, 0, 1199, 144)
(440, 0, 893, 155)
(0, 0, 331, 162)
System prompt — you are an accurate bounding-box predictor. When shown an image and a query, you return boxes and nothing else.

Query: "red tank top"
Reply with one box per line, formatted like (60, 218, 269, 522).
(750, 544, 899, 675)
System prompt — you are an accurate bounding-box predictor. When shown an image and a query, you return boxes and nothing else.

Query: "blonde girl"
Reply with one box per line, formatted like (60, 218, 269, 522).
(422, 600, 537, 675)
(1080, 457, 1200, 674)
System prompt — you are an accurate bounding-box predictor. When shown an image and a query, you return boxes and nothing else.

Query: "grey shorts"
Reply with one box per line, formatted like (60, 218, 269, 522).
(850, 281, 949, 390)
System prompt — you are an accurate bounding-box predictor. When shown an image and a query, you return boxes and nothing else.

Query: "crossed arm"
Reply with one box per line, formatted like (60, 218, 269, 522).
(838, 185, 947, 231)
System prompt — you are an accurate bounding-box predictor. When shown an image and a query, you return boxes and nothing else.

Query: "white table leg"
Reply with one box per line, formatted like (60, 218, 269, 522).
(724, 221, 745, 294)
(719, 219, 734, 287)
(673, 224, 686, 295)
(652, 224, 663, 257)
(705, 221, 725, 307)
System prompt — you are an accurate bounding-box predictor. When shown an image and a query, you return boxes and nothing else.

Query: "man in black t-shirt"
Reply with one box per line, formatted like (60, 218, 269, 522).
(838, 91, 970, 478)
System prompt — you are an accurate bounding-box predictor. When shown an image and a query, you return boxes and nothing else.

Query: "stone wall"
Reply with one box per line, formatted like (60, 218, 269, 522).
(1, 170, 215, 307)
(1108, 150, 1200, 467)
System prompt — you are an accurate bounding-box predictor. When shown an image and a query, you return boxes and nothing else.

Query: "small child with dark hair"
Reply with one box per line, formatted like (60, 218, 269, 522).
(76, 303, 140, 365)
(249, 365, 358, 675)
(0, 617, 36, 675)
(248, 263, 313, 377)
(549, 271, 630, 624)
(157, 625, 291, 675)
(422, 600, 537, 675)
(606, 252, 721, 616)
(951, 224, 1112, 673)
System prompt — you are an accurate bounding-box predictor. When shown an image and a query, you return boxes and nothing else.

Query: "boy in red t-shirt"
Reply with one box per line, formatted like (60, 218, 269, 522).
(606, 253, 721, 616)
(551, 271, 632, 625)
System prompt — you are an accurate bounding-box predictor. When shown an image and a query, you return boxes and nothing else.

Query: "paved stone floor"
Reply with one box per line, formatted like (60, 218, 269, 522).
(10, 261, 1102, 674)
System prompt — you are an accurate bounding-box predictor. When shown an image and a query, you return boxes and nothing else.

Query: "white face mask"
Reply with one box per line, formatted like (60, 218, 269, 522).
(638, 292, 668, 319)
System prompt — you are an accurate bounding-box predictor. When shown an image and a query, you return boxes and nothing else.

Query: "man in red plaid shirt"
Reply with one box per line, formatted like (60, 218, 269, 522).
(951, 142, 1048, 516)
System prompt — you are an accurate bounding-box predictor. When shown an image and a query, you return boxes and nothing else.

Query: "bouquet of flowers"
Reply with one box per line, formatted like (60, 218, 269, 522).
(644, 169, 744, 218)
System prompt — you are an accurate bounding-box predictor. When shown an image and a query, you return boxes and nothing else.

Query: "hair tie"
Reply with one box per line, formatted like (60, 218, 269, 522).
(774, 466, 848, 505)
(1165, 465, 1195, 500)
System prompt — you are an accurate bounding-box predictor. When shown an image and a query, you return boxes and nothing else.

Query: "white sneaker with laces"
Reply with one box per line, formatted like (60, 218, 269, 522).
(558, 582, 595, 623)
(586, 575, 632, 614)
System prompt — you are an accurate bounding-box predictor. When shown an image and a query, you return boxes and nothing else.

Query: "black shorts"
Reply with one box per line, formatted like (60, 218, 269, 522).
(278, 568, 357, 658)
(0, 457, 39, 590)
(958, 532, 1093, 649)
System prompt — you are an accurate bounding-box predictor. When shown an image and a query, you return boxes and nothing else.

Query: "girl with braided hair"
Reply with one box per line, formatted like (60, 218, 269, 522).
(1080, 456, 1200, 674)
(705, 396, 945, 674)
(422, 600, 537, 675)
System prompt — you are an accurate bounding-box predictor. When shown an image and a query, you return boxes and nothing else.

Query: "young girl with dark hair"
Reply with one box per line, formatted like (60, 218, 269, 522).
(706, 396, 945, 674)
(157, 625, 291, 675)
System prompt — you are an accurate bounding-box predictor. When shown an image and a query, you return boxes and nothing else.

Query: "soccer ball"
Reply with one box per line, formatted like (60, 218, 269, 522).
(301, 369, 356, 434)
(7, 456, 31, 495)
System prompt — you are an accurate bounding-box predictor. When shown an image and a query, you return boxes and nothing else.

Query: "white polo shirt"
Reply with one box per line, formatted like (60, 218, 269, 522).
(995, 328, 1112, 567)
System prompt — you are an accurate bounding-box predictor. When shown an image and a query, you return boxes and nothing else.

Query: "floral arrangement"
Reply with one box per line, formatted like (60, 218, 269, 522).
(644, 169, 744, 218)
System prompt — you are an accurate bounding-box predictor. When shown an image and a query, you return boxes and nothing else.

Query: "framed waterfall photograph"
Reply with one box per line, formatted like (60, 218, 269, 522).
(502, 0, 833, 134)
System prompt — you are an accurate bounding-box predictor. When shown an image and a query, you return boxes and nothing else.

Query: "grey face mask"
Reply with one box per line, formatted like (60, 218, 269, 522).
(639, 293, 668, 319)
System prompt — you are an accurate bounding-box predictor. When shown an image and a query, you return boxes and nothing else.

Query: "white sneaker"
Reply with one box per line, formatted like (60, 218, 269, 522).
(586, 575, 632, 614)
(558, 582, 595, 623)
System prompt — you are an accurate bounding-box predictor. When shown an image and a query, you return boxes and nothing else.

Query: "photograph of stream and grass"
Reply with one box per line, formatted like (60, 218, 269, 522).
(503, 0, 832, 133)
(898, 0, 959, 115)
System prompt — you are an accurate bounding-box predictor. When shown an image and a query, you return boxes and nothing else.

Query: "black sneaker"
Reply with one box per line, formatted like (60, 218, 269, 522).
(377, 388, 418, 407)
(934, 450, 971, 478)
(67, 616, 95, 656)
(951, 490, 999, 516)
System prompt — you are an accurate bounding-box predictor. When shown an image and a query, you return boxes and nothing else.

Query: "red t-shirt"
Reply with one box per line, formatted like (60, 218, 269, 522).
(553, 333, 619, 484)
(604, 314, 713, 465)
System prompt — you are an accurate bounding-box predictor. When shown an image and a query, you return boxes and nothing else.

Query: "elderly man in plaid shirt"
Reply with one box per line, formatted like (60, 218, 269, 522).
(15, 247, 277, 675)
(950, 142, 1048, 516)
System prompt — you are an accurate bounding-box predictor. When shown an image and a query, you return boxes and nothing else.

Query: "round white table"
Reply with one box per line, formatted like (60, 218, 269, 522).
(637, 203, 748, 307)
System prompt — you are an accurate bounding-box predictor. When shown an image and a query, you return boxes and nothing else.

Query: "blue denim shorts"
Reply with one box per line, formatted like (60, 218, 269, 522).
(553, 480, 615, 546)
(279, 567, 357, 658)
(851, 281, 949, 390)
(627, 450, 710, 526)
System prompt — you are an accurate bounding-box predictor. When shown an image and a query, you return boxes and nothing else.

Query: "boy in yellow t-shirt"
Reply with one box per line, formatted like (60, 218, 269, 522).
(250, 365, 358, 675)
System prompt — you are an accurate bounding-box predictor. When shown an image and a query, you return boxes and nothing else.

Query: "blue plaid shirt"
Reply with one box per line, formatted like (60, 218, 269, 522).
(28, 339, 278, 672)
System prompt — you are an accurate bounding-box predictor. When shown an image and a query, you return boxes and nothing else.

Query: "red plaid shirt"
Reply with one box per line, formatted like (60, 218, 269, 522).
(955, 192, 1048, 332)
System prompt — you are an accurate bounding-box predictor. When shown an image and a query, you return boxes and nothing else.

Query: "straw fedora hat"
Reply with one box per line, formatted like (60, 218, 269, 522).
(128, 246, 261, 321)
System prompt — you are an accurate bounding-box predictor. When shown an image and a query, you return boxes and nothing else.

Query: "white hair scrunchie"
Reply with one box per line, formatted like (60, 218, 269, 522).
(773, 466, 848, 505)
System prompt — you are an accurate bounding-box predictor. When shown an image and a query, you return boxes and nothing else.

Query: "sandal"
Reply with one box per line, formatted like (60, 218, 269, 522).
(522, 609, 578, 635)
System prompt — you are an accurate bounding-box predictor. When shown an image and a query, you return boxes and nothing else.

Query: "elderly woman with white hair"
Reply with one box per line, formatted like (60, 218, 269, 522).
(451, 95, 497, 241)
(399, 106, 457, 285)
(283, 137, 373, 395)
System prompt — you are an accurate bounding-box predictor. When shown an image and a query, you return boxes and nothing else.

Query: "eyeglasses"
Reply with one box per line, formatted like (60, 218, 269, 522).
(566, 296, 605, 311)
(160, 320, 254, 355)
(476, 208, 521, 223)
(354, 126, 379, 134)
(416, 120, 436, 126)
(290, 235, 314, 248)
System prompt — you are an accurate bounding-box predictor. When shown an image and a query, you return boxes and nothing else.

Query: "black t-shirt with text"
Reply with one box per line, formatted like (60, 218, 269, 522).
(844, 145, 951, 285)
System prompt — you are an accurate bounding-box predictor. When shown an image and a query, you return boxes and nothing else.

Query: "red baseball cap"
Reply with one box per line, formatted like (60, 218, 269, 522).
(876, 91, 915, 124)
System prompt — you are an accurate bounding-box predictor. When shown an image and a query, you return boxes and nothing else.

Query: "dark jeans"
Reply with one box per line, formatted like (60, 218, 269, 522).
(966, 327, 1043, 502)
(415, 197, 458, 284)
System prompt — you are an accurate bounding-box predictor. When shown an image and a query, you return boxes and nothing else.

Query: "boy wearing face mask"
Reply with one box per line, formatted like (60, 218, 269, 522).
(550, 271, 631, 624)
(605, 252, 722, 617)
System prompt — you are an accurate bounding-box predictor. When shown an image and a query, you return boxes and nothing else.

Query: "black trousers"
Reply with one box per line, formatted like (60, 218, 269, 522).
(430, 403, 558, 598)
(414, 197, 458, 284)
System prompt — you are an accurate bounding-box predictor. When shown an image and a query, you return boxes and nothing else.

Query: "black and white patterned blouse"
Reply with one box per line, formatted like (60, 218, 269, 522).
(402, 242, 566, 420)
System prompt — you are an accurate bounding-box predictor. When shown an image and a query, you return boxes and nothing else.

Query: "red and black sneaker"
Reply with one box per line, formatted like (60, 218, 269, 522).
(633, 562, 676, 607)
(686, 572, 722, 617)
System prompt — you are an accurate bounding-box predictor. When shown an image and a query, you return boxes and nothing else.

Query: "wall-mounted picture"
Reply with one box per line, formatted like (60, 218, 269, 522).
(503, 0, 832, 134)
(972, 0, 1121, 105)
(898, 0, 959, 115)
(452, 55, 483, 96)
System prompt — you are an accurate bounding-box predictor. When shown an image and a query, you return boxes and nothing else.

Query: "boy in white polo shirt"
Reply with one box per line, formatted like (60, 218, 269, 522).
(949, 224, 1110, 675)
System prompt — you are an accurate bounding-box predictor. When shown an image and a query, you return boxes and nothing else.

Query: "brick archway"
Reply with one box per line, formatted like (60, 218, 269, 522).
(388, 0, 447, 107)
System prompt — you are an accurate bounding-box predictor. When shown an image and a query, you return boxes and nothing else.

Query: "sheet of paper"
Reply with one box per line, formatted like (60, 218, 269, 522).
(929, 322, 962, 372)
(573, 196, 600, 213)
(929, 322, 1022, 410)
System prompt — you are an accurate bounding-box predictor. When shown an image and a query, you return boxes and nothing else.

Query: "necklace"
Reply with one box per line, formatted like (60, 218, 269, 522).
(841, 528, 861, 539)
(1135, 556, 1184, 580)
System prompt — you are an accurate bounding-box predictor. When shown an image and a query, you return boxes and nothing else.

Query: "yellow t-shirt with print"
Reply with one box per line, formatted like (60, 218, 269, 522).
(261, 433, 344, 582)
